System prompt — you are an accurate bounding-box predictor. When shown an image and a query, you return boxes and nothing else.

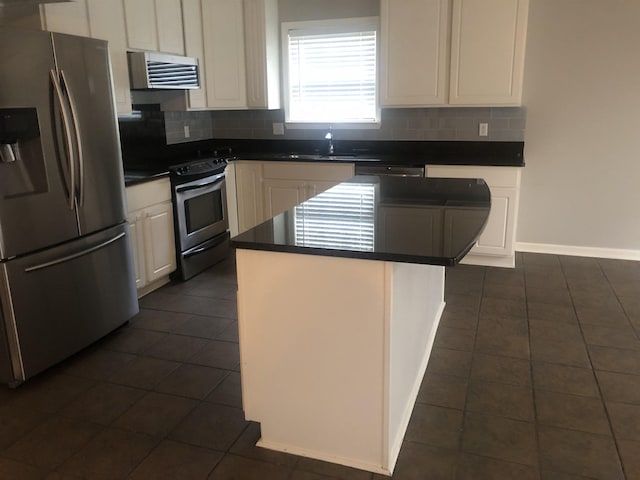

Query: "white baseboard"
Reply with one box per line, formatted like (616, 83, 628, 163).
(516, 242, 640, 262)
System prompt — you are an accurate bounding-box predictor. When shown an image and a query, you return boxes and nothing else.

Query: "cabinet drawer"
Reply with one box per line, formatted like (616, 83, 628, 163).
(125, 178, 172, 212)
(262, 162, 354, 182)
(426, 165, 521, 188)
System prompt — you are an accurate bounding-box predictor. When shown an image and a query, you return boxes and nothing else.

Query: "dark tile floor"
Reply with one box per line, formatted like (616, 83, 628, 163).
(0, 252, 639, 479)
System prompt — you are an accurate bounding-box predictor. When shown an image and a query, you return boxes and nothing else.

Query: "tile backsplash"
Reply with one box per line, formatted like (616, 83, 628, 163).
(163, 107, 526, 145)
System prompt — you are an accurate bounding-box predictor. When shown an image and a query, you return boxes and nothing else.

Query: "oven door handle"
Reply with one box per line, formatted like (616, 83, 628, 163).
(175, 174, 225, 193)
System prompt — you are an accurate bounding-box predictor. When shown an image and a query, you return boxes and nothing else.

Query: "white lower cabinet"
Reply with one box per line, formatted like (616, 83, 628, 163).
(426, 165, 521, 268)
(125, 178, 177, 297)
(227, 161, 355, 236)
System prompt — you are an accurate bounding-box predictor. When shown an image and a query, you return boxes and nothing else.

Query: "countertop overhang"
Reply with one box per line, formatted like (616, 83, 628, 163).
(232, 175, 491, 267)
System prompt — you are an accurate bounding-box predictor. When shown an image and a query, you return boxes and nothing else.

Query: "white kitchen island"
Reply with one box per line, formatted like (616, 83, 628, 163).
(232, 175, 490, 475)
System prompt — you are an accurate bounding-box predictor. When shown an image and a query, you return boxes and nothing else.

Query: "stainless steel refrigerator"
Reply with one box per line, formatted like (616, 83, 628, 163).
(0, 27, 138, 386)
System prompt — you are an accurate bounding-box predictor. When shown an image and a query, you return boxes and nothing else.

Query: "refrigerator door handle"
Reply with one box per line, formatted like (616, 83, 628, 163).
(49, 69, 76, 211)
(24, 232, 126, 273)
(60, 69, 84, 207)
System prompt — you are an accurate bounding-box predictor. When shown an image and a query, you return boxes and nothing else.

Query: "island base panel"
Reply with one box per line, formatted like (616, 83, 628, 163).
(236, 248, 445, 475)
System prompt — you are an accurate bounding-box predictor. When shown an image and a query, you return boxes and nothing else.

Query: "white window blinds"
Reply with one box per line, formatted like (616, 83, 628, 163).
(294, 183, 376, 251)
(286, 20, 378, 124)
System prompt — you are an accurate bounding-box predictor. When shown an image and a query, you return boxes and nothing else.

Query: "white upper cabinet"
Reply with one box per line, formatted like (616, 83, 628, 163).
(123, 0, 184, 54)
(244, 0, 280, 109)
(86, 0, 132, 115)
(181, 0, 208, 110)
(202, 0, 247, 109)
(380, 0, 450, 107)
(449, 0, 529, 105)
(41, 1, 90, 36)
(380, 0, 529, 107)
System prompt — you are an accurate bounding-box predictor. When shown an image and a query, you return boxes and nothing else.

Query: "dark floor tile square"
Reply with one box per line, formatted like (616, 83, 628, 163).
(535, 390, 610, 435)
(445, 293, 482, 311)
(525, 286, 573, 307)
(530, 335, 590, 368)
(144, 334, 210, 363)
(538, 425, 624, 480)
(480, 297, 527, 319)
(620, 295, 640, 324)
(588, 345, 640, 375)
(597, 370, 640, 404)
(0, 458, 47, 480)
(5, 374, 94, 414)
(461, 412, 538, 466)
(466, 380, 533, 421)
(522, 253, 561, 268)
(484, 268, 525, 287)
(570, 288, 620, 310)
(482, 282, 526, 302)
(527, 302, 577, 324)
(525, 268, 566, 289)
(433, 325, 475, 351)
(417, 373, 468, 410)
(470, 353, 531, 386)
(617, 439, 640, 480)
(606, 401, 640, 441)
(438, 309, 478, 331)
(575, 304, 630, 328)
(532, 363, 599, 397)
(229, 422, 299, 468)
(140, 292, 238, 319)
(426, 347, 473, 378)
(389, 442, 457, 480)
(291, 470, 338, 480)
(128, 439, 223, 479)
(169, 403, 248, 451)
(154, 364, 228, 400)
(405, 404, 463, 449)
(171, 315, 234, 340)
(60, 427, 158, 479)
(99, 327, 167, 355)
(455, 453, 540, 480)
(217, 320, 240, 343)
(60, 349, 136, 381)
(610, 280, 640, 298)
(582, 324, 640, 350)
(206, 371, 242, 408)
(540, 470, 594, 480)
(58, 382, 145, 425)
(188, 340, 240, 370)
(0, 404, 49, 450)
(3, 416, 101, 470)
(475, 315, 530, 359)
(113, 391, 198, 437)
(530, 318, 583, 343)
(129, 308, 191, 332)
(293, 457, 374, 480)
(108, 356, 180, 390)
(209, 454, 292, 480)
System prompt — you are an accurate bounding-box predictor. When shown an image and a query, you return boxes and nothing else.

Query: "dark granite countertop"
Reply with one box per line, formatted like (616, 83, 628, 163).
(232, 175, 491, 266)
(123, 169, 170, 187)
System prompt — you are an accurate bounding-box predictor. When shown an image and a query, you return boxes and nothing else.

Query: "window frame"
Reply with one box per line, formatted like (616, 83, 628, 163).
(281, 17, 381, 130)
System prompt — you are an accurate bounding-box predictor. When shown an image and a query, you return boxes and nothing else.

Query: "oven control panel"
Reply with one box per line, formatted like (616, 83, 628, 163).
(169, 157, 229, 179)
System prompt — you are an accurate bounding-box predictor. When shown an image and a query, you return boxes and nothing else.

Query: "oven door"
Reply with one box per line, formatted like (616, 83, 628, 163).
(174, 171, 228, 251)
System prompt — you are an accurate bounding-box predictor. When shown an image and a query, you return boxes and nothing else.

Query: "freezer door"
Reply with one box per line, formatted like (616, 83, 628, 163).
(0, 27, 80, 259)
(0, 222, 138, 385)
(52, 33, 128, 236)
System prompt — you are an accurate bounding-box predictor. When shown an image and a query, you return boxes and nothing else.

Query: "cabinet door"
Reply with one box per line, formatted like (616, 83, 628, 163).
(472, 186, 515, 256)
(380, 0, 450, 106)
(234, 162, 265, 234)
(42, 0, 90, 36)
(123, 0, 158, 51)
(244, 0, 280, 109)
(127, 211, 147, 289)
(263, 179, 305, 220)
(449, 0, 529, 105)
(377, 205, 443, 255)
(156, 0, 184, 54)
(143, 201, 177, 282)
(182, 0, 207, 109)
(202, 0, 247, 108)
(87, 0, 132, 115)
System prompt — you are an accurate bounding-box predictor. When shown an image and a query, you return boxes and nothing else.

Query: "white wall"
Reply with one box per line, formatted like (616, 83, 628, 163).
(279, 0, 378, 22)
(519, 0, 640, 258)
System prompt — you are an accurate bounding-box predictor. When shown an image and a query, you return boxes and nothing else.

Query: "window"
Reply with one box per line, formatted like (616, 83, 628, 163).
(282, 17, 379, 127)
(294, 182, 376, 251)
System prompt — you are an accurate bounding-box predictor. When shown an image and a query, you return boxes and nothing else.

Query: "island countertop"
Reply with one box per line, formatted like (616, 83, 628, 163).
(231, 175, 491, 266)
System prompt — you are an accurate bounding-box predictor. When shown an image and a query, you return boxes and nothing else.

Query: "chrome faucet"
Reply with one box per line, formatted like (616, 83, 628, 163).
(324, 126, 334, 155)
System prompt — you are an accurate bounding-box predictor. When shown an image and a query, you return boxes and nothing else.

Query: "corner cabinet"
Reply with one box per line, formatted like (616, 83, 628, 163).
(125, 178, 177, 298)
(226, 161, 355, 237)
(380, 0, 529, 107)
(425, 165, 521, 268)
